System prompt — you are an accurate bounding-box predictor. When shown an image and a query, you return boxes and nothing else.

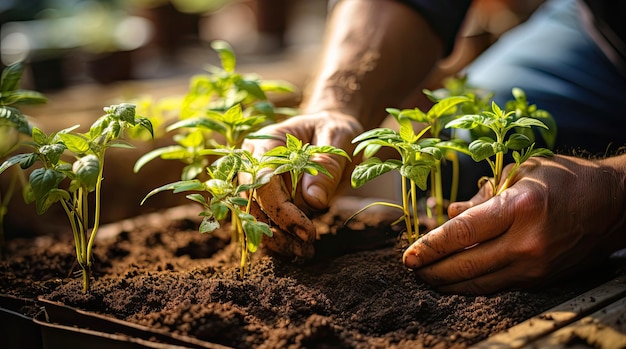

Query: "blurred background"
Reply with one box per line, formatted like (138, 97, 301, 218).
(0, 0, 544, 233)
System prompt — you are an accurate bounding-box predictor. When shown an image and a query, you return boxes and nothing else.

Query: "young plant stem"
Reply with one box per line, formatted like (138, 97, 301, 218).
(233, 213, 247, 278)
(449, 152, 459, 203)
(402, 178, 416, 243)
(410, 179, 420, 242)
(432, 162, 445, 226)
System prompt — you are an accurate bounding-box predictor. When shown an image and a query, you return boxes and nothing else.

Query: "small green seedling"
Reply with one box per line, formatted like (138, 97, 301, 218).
(385, 95, 469, 225)
(141, 149, 273, 277)
(349, 116, 442, 244)
(141, 130, 348, 276)
(0, 62, 47, 257)
(0, 103, 153, 292)
(262, 133, 351, 200)
(134, 40, 297, 181)
(445, 96, 553, 196)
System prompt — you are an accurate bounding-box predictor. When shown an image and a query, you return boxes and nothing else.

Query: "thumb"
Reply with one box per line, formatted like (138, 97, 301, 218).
(301, 152, 349, 211)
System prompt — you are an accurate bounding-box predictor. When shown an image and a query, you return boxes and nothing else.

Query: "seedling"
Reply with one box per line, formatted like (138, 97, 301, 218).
(0, 103, 153, 292)
(385, 95, 469, 225)
(445, 96, 553, 196)
(349, 114, 442, 243)
(262, 133, 351, 200)
(0, 62, 47, 257)
(141, 131, 348, 276)
(141, 149, 273, 277)
(134, 40, 297, 181)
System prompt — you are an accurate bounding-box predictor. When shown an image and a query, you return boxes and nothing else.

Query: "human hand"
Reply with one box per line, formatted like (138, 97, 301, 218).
(241, 111, 363, 258)
(402, 155, 626, 294)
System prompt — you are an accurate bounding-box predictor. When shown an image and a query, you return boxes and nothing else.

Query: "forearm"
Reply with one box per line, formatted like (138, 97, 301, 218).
(301, 0, 444, 130)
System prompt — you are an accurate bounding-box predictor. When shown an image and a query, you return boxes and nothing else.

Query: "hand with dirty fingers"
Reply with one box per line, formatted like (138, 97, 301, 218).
(403, 155, 626, 294)
(241, 111, 362, 258)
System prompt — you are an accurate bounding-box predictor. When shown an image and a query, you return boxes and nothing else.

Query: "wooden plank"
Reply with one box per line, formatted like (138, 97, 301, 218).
(522, 297, 626, 348)
(471, 275, 626, 348)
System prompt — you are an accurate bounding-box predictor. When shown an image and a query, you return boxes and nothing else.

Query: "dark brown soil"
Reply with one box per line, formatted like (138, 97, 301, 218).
(0, 199, 617, 349)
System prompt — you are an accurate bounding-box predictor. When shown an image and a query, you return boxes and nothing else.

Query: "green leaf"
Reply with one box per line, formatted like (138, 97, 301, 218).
(211, 40, 236, 72)
(72, 154, 100, 191)
(210, 201, 229, 221)
(211, 154, 241, 182)
(104, 103, 136, 123)
(135, 117, 154, 138)
(426, 96, 470, 120)
(58, 133, 90, 154)
(506, 133, 532, 150)
(141, 180, 204, 204)
(400, 164, 431, 191)
(134, 145, 189, 173)
(39, 143, 66, 165)
(29, 167, 65, 205)
(31, 127, 47, 145)
(199, 216, 220, 233)
(229, 196, 248, 207)
(2, 90, 47, 106)
(186, 193, 207, 206)
(468, 138, 496, 162)
(1, 62, 23, 93)
(0, 153, 32, 175)
(445, 114, 482, 130)
(351, 158, 401, 188)
(242, 218, 272, 253)
(509, 117, 549, 130)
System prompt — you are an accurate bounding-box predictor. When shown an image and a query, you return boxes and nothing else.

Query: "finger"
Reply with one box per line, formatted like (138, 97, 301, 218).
(403, 192, 515, 269)
(255, 175, 316, 243)
(301, 152, 349, 211)
(447, 181, 494, 218)
(262, 229, 315, 258)
(434, 264, 532, 295)
(249, 200, 314, 258)
(414, 236, 512, 287)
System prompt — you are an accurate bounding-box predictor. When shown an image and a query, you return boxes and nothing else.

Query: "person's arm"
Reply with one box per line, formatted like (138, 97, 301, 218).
(242, 0, 455, 257)
(302, 0, 446, 131)
(403, 154, 626, 294)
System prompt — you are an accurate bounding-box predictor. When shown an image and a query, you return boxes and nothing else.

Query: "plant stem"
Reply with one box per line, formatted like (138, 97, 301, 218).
(410, 179, 420, 241)
(402, 178, 415, 243)
(449, 152, 459, 203)
(433, 161, 445, 226)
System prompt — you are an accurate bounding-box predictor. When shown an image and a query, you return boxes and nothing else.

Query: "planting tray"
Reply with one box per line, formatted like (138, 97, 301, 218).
(34, 298, 231, 349)
(0, 294, 43, 349)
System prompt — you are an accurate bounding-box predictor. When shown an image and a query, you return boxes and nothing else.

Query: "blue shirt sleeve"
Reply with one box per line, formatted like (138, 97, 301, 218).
(396, 0, 473, 55)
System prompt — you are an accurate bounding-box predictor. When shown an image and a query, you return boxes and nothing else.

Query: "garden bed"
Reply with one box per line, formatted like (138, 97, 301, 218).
(1, 199, 622, 348)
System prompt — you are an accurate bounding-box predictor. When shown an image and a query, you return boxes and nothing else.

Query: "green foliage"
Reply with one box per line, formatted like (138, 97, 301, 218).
(349, 81, 556, 243)
(134, 40, 298, 180)
(0, 103, 153, 291)
(263, 133, 350, 200)
(0, 62, 47, 258)
(446, 97, 553, 195)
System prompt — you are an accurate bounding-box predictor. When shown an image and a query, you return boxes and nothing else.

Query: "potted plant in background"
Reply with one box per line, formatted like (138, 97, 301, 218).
(0, 62, 47, 258)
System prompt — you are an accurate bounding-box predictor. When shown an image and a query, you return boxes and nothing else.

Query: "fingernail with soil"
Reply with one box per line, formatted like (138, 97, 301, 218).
(403, 251, 420, 269)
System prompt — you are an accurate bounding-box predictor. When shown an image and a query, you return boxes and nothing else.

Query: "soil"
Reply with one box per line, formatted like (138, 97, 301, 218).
(0, 198, 619, 349)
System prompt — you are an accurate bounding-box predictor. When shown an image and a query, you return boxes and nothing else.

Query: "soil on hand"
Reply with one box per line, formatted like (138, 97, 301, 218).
(0, 201, 617, 349)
